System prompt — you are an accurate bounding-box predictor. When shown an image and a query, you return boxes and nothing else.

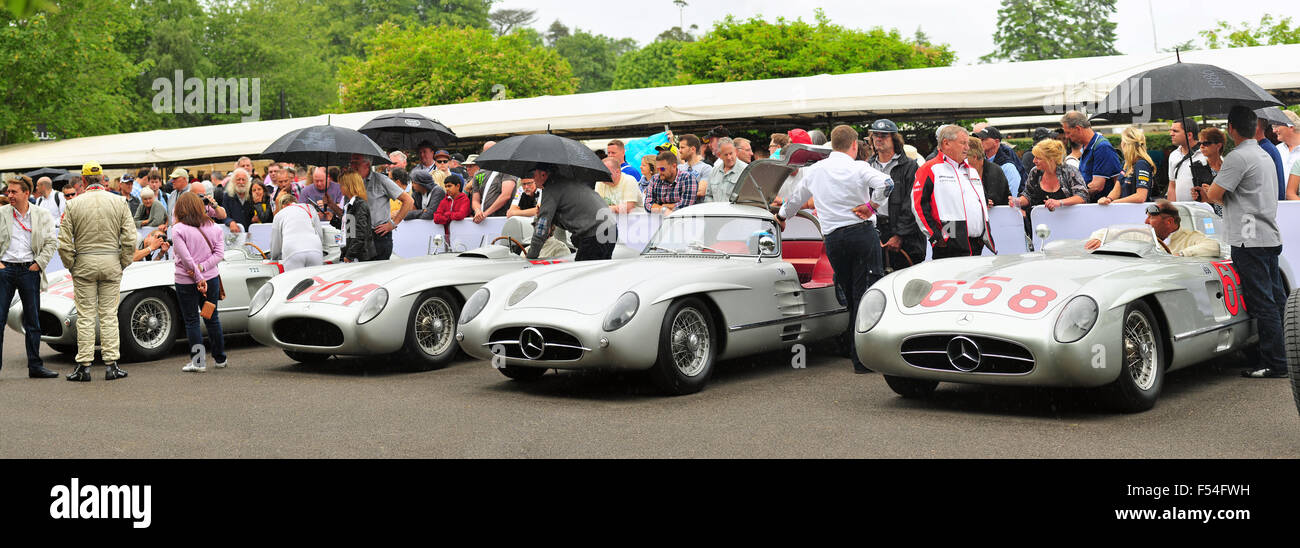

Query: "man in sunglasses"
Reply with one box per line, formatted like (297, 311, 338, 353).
(1082, 200, 1220, 257)
(643, 151, 699, 214)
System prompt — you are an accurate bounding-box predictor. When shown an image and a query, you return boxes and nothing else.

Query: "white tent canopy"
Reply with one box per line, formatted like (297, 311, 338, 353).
(3, 44, 1297, 171)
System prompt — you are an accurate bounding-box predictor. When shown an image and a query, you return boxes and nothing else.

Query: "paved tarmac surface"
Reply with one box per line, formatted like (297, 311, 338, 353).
(1, 334, 1295, 458)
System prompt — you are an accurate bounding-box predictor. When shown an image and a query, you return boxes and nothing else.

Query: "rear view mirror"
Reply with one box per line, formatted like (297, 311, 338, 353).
(758, 235, 777, 255)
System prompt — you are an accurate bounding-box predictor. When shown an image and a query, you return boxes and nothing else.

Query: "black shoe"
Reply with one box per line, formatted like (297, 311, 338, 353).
(66, 365, 92, 382)
(1241, 367, 1288, 379)
(105, 363, 128, 381)
(28, 366, 58, 379)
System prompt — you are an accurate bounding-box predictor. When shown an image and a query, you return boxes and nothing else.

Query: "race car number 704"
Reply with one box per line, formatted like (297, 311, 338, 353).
(288, 277, 381, 307)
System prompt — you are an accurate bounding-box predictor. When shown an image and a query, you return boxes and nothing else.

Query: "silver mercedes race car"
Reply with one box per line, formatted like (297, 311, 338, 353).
(855, 204, 1293, 412)
(456, 147, 850, 395)
(246, 234, 638, 370)
(6, 231, 321, 362)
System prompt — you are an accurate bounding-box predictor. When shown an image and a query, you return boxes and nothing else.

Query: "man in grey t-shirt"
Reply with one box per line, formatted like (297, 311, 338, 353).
(526, 164, 617, 261)
(1193, 106, 1287, 379)
(349, 154, 413, 261)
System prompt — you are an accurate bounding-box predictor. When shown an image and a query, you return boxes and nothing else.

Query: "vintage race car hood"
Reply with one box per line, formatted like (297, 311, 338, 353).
(731, 144, 831, 208)
(889, 253, 1149, 320)
(505, 256, 746, 315)
(281, 252, 510, 288)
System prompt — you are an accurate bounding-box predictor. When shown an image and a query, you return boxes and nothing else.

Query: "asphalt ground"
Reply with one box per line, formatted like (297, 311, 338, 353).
(1, 334, 1295, 458)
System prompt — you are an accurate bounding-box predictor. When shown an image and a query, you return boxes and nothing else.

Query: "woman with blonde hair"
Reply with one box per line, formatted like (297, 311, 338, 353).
(1098, 126, 1156, 204)
(1010, 138, 1088, 212)
(337, 170, 375, 262)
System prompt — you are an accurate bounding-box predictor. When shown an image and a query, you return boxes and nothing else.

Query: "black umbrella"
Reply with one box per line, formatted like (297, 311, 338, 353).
(1090, 61, 1282, 123)
(474, 134, 611, 183)
(261, 125, 390, 167)
(359, 112, 457, 151)
(1255, 106, 1293, 126)
(24, 167, 68, 181)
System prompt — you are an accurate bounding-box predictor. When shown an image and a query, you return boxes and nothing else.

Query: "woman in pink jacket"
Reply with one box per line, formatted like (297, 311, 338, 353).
(170, 192, 227, 372)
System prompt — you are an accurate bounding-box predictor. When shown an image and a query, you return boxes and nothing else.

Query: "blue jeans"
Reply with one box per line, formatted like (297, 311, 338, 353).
(0, 263, 44, 370)
(824, 222, 884, 370)
(175, 276, 226, 364)
(1231, 246, 1287, 372)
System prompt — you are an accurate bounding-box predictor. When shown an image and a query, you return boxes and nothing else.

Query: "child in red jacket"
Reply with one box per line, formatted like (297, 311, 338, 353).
(433, 173, 471, 224)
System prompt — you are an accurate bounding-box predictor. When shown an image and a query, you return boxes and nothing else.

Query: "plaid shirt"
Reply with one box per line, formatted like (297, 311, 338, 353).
(643, 169, 699, 212)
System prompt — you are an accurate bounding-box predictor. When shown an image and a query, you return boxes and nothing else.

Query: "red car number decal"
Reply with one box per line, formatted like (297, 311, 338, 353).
(528, 259, 568, 265)
(1212, 260, 1245, 316)
(921, 277, 1059, 315)
(289, 277, 381, 307)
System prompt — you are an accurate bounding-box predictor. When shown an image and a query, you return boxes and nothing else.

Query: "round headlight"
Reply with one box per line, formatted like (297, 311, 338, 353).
(602, 292, 640, 332)
(356, 287, 388, 325)
(248, 283, 274, 317)
(856, 289, 887, 333)
(1054, 295, 1098, 343)
(460, 288, 490, 325)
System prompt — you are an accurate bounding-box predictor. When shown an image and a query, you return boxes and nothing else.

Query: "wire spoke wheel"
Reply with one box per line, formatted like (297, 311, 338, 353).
(670, 308, 709, 377)
(130, 297, 171, 350)
(1123, 310, 1158, 391)
(414, 297, 455, 357)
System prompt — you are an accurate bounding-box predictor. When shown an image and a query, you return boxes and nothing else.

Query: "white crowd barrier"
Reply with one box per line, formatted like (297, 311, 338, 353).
(39, 202, 1299, 289)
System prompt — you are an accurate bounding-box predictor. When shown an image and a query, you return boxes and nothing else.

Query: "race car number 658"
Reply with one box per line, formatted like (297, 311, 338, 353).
(922, 277, 1059, 314)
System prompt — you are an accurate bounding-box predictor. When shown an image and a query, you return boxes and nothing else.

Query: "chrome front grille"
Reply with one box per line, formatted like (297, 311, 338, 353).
(900, 334, 1035, 374)
(485, 327, 589, 362)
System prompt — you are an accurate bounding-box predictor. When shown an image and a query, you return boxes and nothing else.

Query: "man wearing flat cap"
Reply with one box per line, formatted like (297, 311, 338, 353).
(57, 164, 137, 382)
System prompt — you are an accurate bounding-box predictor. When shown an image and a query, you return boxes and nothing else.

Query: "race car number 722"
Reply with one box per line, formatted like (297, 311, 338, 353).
(288, 277, 381, 307)
(921, 277, 1059, 314)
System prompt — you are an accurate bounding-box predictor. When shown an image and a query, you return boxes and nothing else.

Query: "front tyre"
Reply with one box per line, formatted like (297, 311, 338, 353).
(399, 289, 461, 371)
(1284, 289, 1299, 418)
(650, 297, 716, 395)
(1101, 300, 1165, 413)
(117, 289, 179, 362)
(883, 375, 938, 399)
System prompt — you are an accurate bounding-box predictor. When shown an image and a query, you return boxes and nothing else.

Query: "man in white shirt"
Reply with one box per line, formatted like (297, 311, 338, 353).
(776, 125, 892, 374)
(31, 176, 63, 223)
(1, 175, 61, 378)
(1167, 118, 1204, 202)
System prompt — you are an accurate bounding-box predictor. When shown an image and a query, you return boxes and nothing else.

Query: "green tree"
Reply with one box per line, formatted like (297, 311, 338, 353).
(2, 0, 55, 17)
(675, 10, 954, 85)
(511, 26, 544, 48)
(656, 25, 697, 42)
(554, 30, 638, 93)
(612, 40, 681, 90)
(981, 0, 1119, 62)
(114, 0, 218, 131)
(544, 19, 570, 48)
(0, 0, 139, 144)
(1163, 39, 1198, 53)
(337, 22, 576, 111)
(1199, 14, 1300, 49)
(204, 0, 337, 121)
(488, 7, 535, 36)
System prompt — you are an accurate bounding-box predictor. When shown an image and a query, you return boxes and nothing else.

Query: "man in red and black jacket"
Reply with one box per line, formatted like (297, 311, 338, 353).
(912, 125, 996, 259)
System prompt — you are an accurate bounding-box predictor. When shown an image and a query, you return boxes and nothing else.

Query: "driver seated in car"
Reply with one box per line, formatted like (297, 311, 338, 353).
(1083, 199, 1220, 257)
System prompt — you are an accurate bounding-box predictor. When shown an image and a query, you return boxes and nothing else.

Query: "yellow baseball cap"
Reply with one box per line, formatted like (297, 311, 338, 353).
(82, 163, 102, 176)
(168, 168, 189, 179)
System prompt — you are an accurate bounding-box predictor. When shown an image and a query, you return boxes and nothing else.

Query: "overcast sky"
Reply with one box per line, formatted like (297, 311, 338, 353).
(493, 0, 1295, 64)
